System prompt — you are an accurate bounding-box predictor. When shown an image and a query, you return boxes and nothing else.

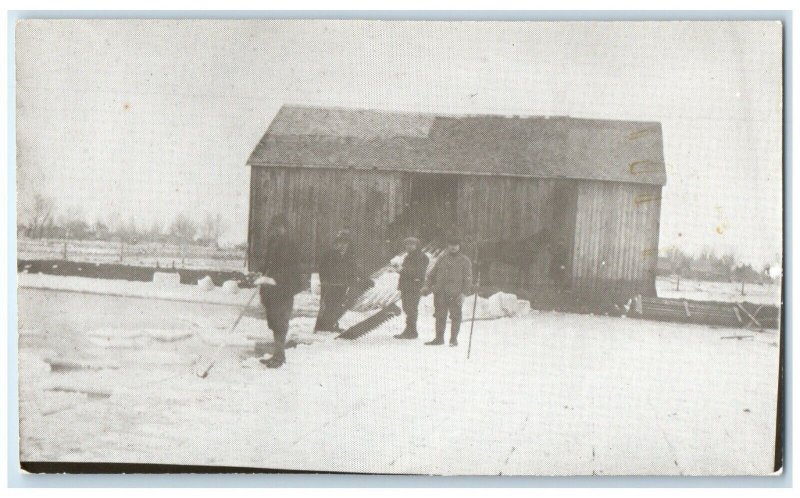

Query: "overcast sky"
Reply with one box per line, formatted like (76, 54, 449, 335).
(16, 20, 783, 266)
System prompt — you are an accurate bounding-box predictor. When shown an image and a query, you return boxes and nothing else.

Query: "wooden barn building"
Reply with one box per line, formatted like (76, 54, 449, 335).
(246, 105, 666, 302)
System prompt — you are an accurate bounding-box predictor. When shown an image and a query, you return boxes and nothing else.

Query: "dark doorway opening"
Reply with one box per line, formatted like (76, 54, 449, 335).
(387, 173, 459, 249)
(408, 173, 458, 245)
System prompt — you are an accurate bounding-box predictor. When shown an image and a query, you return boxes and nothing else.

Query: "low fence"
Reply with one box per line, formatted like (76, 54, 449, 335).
(17, 238, 247, 271)
(18, 259, 253, 288)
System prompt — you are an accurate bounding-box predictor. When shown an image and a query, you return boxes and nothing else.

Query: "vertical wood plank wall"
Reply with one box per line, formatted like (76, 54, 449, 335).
(248, 166, 663, 301)
(457, 176, 576, 288)
(571, 181, 662, 298)
(458, 176, 557, 241)
(248, 166, 405, 274)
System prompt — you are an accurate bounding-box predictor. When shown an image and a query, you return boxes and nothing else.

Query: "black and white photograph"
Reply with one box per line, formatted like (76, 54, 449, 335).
(14, 19, 783, 475)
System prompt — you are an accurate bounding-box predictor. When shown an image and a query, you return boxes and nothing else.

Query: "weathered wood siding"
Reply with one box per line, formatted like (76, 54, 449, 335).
(248, 166, 405, 274)
(248, 165, 663, 302)
(457, 176, 577, 288)
(571, 181, 662, 298)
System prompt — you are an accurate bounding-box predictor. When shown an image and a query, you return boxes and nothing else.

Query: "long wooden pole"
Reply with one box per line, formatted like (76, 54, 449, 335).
(466, 282, 479, 359)
(195, 287, 260, 378)
(467, 239, 480, 359)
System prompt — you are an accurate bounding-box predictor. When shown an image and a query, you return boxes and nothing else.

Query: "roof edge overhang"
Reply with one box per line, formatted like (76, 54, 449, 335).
(246, 161, 667, 187)
(273, 103, 664, 127)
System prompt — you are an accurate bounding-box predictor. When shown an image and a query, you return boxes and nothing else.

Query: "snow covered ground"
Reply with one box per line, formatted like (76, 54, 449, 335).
(18, 283, 780, 475)
(18, 273, 530, 320)
(19, 272, 258, 305)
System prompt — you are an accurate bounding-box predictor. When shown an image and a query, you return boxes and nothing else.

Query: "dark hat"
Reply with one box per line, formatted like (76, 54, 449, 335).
(446, 235, 461, 245)
(403, 236, 421, 246)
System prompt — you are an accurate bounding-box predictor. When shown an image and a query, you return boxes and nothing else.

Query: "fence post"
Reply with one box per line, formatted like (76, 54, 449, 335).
(63, 240, 68, 261)
(119, 240, 124, 262)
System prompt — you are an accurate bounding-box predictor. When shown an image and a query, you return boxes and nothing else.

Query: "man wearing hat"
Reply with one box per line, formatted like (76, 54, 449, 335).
(421, 235, 473, 346)
(394, 236, 429, 340)
(254, 213, 306, 368)
(314, 230, 358, 332)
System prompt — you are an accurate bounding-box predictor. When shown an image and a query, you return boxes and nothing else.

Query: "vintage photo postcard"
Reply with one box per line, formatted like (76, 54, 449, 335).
(15, 19, 783, 475)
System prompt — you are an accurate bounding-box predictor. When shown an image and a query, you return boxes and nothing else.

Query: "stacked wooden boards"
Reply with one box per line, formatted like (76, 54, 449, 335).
(630, 295, 780, 329)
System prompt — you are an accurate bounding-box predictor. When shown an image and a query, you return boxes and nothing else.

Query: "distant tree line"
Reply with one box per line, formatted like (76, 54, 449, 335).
(659, 247, 780, 284)
(18, 193, 230, 248)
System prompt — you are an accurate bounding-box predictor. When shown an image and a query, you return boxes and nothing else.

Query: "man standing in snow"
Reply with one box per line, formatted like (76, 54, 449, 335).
(421, 235, 473, 346)
(394, 236, 429, 340)
(314, 230, 357, 333)
(255, 214, 305, 368)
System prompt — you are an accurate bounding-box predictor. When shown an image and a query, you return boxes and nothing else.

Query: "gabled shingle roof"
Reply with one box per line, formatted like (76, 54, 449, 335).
(247, 105, 666, 185)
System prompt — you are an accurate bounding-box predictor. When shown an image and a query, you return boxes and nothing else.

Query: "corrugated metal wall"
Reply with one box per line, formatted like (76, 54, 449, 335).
(248, 166, 405, 274)
(571, 181, 662, 297)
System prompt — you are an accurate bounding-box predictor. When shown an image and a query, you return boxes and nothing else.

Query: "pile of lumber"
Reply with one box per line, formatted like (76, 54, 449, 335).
(630, 295, 780, 330)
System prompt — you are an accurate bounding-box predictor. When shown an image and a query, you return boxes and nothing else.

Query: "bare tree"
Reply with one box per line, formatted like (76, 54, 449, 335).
(666, 247, 691, 276)
(92, 219, 111, 240)
(103, 210, 123, 239)
(120, 216, 141, 243)
(147, 219, 164, 242)
(60, 206, 90, 240)
(27, 193, 55, 239)
(199, 212, 226, 248)
(168, 212, 198, 243)
(718, 253, 737, 282)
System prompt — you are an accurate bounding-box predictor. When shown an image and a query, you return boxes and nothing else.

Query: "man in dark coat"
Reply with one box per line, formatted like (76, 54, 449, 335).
(394, 237, 429, 340)
(314, 231, 357, 332)
(256, 214, 306, 368)
(421, 235, 473, 346)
